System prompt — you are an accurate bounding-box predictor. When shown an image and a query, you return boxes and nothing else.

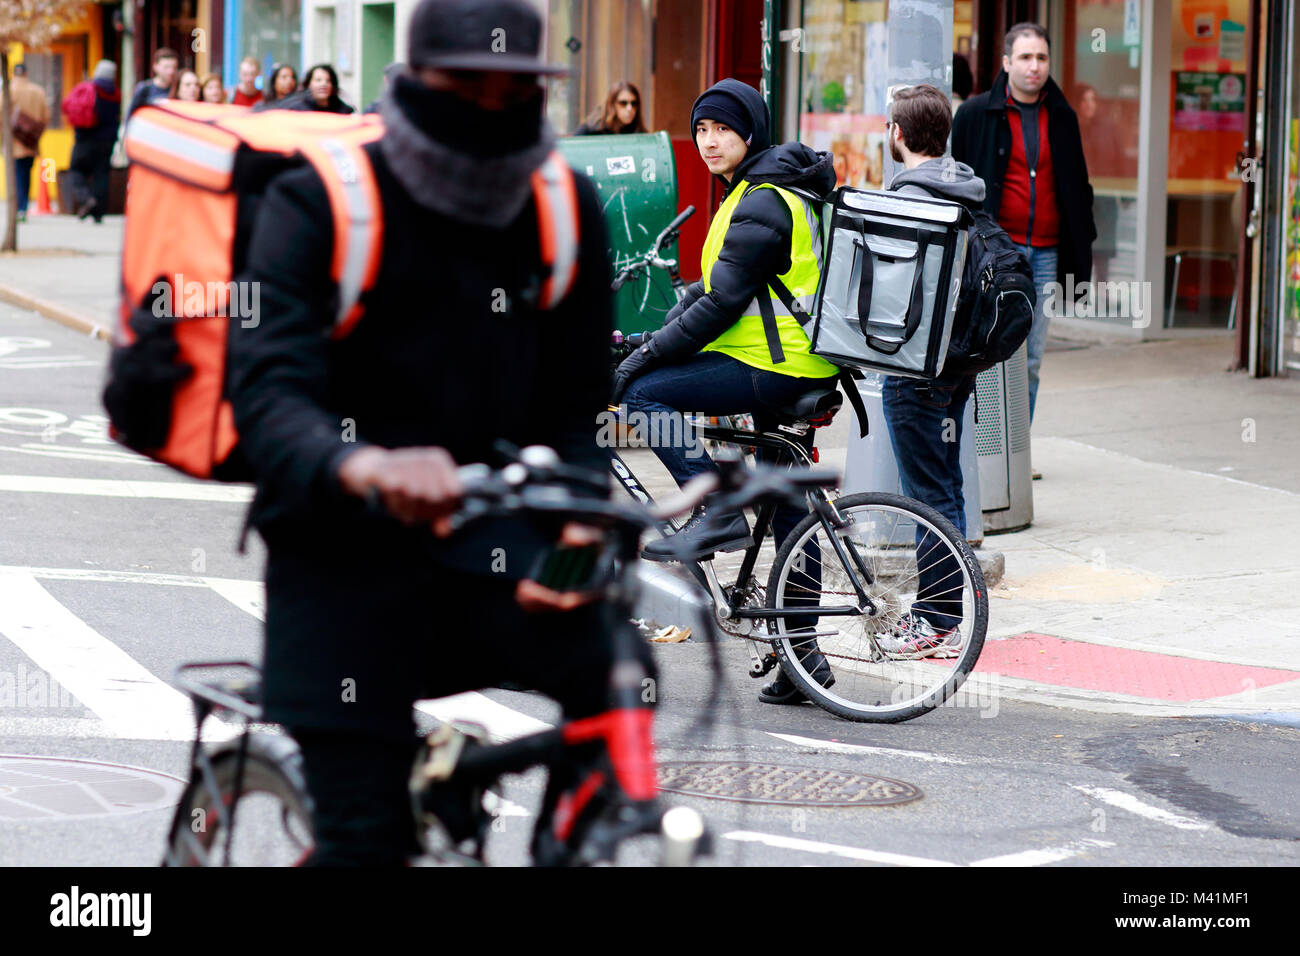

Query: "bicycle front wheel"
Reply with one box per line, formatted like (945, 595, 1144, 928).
(765, 492, 988, 723)
(164, 734, 314, 867)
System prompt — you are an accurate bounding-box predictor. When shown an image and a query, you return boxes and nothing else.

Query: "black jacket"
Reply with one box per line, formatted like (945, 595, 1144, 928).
(273, 88, 355, 114)
(648, 80, 836, 367)
(951, 71, 1096, 289)
(228, 127, 613, 731)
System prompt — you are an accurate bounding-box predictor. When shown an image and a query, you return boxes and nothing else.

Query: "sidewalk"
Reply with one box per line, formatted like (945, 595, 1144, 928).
(0, 212, 122, 339)
(4, 211, 1299, 722)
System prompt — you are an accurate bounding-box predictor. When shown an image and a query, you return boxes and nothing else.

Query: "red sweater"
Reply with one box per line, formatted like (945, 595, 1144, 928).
(998, 99, 1060, 247)
(231, 88, 263, 107)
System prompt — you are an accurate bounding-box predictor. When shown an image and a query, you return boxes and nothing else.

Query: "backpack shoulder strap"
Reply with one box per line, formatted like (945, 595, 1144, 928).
(531, 151, 581, 310)
(297, 126, 385, 339)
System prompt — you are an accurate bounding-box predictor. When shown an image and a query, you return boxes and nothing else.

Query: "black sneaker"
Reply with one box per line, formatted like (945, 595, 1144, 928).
(758, 643, 835, 705)
(641, 507, 752, 563)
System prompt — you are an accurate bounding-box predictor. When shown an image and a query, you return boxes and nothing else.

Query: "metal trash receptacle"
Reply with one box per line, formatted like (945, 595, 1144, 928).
(974, 343, 1034, 533)
(841, 372, 984, 546)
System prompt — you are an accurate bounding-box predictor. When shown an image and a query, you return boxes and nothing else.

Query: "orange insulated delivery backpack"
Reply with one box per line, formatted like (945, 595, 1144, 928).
(105, 100, 582, 481)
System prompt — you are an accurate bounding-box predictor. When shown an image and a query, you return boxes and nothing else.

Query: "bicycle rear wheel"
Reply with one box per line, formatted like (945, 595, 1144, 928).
(164, 734, 313, 866)
(765, 492, 988, 722)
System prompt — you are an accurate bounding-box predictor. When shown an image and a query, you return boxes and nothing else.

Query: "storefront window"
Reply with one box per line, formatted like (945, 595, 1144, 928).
(241, 0, 302, 79)
(1059, 0, 1143, 312)
(1164, 0, 1251, 328)
(797, 0, 890, 189)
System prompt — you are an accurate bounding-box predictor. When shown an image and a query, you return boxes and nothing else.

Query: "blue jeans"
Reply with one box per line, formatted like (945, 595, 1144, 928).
(1016, 243, 1058, 421)
(882, 373, 976, 631)
(13, 156, 34, 214)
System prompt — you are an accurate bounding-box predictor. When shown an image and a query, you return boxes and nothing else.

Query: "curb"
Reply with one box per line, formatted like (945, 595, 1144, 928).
(0, 284, 111, 341)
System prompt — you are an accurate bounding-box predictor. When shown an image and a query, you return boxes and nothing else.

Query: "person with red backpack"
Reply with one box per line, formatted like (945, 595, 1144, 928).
(64, 60, 120, 222)
(221, 0, 647, 866)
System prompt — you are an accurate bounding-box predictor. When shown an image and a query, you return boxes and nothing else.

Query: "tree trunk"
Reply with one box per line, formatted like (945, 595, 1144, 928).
(1, 50, 18, 253)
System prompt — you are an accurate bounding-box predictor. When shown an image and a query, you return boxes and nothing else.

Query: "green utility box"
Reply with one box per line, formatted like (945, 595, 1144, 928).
(557, 132, 680, 335)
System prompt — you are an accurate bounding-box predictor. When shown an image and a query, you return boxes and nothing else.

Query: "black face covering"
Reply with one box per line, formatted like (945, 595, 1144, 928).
(390, 74, 545, 157)
(378, 74, 558, 228)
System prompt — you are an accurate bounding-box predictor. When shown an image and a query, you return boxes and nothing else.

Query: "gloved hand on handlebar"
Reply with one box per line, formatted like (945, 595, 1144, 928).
(610, 330, 663, 406)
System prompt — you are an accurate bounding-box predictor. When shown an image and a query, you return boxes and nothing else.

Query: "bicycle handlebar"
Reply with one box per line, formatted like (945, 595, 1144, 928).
(450, 446, 838, 536)
(653, 205, 695, 252)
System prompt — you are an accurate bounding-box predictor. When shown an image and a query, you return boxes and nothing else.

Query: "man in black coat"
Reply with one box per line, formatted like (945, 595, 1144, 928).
(228, 0, 649, 865)
(952, 22, 1096, 421)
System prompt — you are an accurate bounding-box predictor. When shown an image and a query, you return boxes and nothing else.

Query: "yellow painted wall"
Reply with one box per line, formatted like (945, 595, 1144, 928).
(2, 6, 105, 204)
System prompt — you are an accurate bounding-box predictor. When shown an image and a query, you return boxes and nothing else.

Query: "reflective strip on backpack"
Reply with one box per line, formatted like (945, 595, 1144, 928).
(124, 109, 238, 192)
(300, 134, 384, 339)
(531, 151, 580, 309)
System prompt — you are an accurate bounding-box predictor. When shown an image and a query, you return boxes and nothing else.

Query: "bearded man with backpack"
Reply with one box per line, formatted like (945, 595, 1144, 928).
(877, 83, 1032, 658)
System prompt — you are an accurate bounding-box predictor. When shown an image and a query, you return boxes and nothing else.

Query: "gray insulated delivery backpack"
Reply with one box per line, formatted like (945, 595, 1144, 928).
(806, 187, 972, 379)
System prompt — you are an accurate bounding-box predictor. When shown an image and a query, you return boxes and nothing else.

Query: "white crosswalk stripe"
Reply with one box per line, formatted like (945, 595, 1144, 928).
(0, 571, 202, 740)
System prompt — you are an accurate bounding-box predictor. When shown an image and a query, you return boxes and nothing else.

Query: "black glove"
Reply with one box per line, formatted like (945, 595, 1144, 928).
(610, 335, 663, 407)
(102, 282, 196, 452)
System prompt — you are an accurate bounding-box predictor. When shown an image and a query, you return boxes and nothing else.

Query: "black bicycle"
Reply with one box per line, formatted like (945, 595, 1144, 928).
(606, 341, 989, 723)
(162, 448, 833, 866)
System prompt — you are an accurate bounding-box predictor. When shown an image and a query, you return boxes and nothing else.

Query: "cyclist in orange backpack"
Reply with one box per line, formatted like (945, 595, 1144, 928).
(227, 0, 652, 865)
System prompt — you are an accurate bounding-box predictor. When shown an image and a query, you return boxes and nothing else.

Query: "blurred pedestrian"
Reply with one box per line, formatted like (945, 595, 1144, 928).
(67, 60, 121, 224)
(256, 64, 299, 110)
(5, 62, 50, 223)
(364, 62, 405, 114)
(128, 48, 179, 118)
(201, 73, 225, 104)
(230, 57, 263, 107)
(573, 82, 645, 135)
(173, 70, 201, 102)
(279, 64, 354, 114)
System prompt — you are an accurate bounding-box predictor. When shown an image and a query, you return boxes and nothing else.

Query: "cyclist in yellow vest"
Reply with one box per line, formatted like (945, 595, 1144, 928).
(611, 78, 838, 704)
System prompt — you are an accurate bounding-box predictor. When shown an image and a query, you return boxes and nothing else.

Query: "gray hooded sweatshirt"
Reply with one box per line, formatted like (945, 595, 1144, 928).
(887, 157, 986, 209)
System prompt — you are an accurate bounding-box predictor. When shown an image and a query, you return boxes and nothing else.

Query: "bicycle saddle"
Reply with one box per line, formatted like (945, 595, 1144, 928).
(771, 388, 842, 425)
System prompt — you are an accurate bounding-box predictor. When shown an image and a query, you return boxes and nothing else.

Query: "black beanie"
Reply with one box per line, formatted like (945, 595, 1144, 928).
(690, 87, 754, 145)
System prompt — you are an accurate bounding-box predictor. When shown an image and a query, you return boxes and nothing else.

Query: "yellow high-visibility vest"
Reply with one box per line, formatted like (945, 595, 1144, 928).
(700, 180, 837, 378)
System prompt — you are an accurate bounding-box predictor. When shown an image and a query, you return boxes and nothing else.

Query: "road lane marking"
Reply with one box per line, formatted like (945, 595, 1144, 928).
(0, 474, 252, 501)
(205, 578, 266, 621)
(723, 831, 959, 867)
(766, 732, 968, 765)
(0, 572, 204, 741)
(415, 692, 554, 743)
(969, 838, 1116, 867)
(1071, 784, 1212, 831)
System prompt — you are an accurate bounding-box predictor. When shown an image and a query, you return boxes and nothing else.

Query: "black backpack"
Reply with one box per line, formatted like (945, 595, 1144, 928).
(917, 186, 1037, 376)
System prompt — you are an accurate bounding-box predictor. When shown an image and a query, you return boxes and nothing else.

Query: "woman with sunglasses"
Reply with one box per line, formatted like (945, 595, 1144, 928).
(573, 81, 645, 135)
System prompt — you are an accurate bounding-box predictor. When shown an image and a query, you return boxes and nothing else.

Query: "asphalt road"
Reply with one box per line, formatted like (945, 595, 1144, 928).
(2, 303, 1298, 869)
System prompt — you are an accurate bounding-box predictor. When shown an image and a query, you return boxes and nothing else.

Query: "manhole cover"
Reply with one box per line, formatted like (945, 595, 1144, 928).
(656, 761, 922, 806)
(0, 755, 185, 820)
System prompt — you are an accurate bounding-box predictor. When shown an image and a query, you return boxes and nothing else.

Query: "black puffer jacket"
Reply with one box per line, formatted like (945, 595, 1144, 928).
(645, 80, 836, 366)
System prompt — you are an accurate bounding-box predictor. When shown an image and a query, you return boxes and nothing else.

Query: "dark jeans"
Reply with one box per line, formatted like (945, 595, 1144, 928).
(624, 352, 837, 637)
(68, 140, 113, 221)
(12, 156, 34, 214)
(622, 352, 836, 550)
(881, 373, 976, 631)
